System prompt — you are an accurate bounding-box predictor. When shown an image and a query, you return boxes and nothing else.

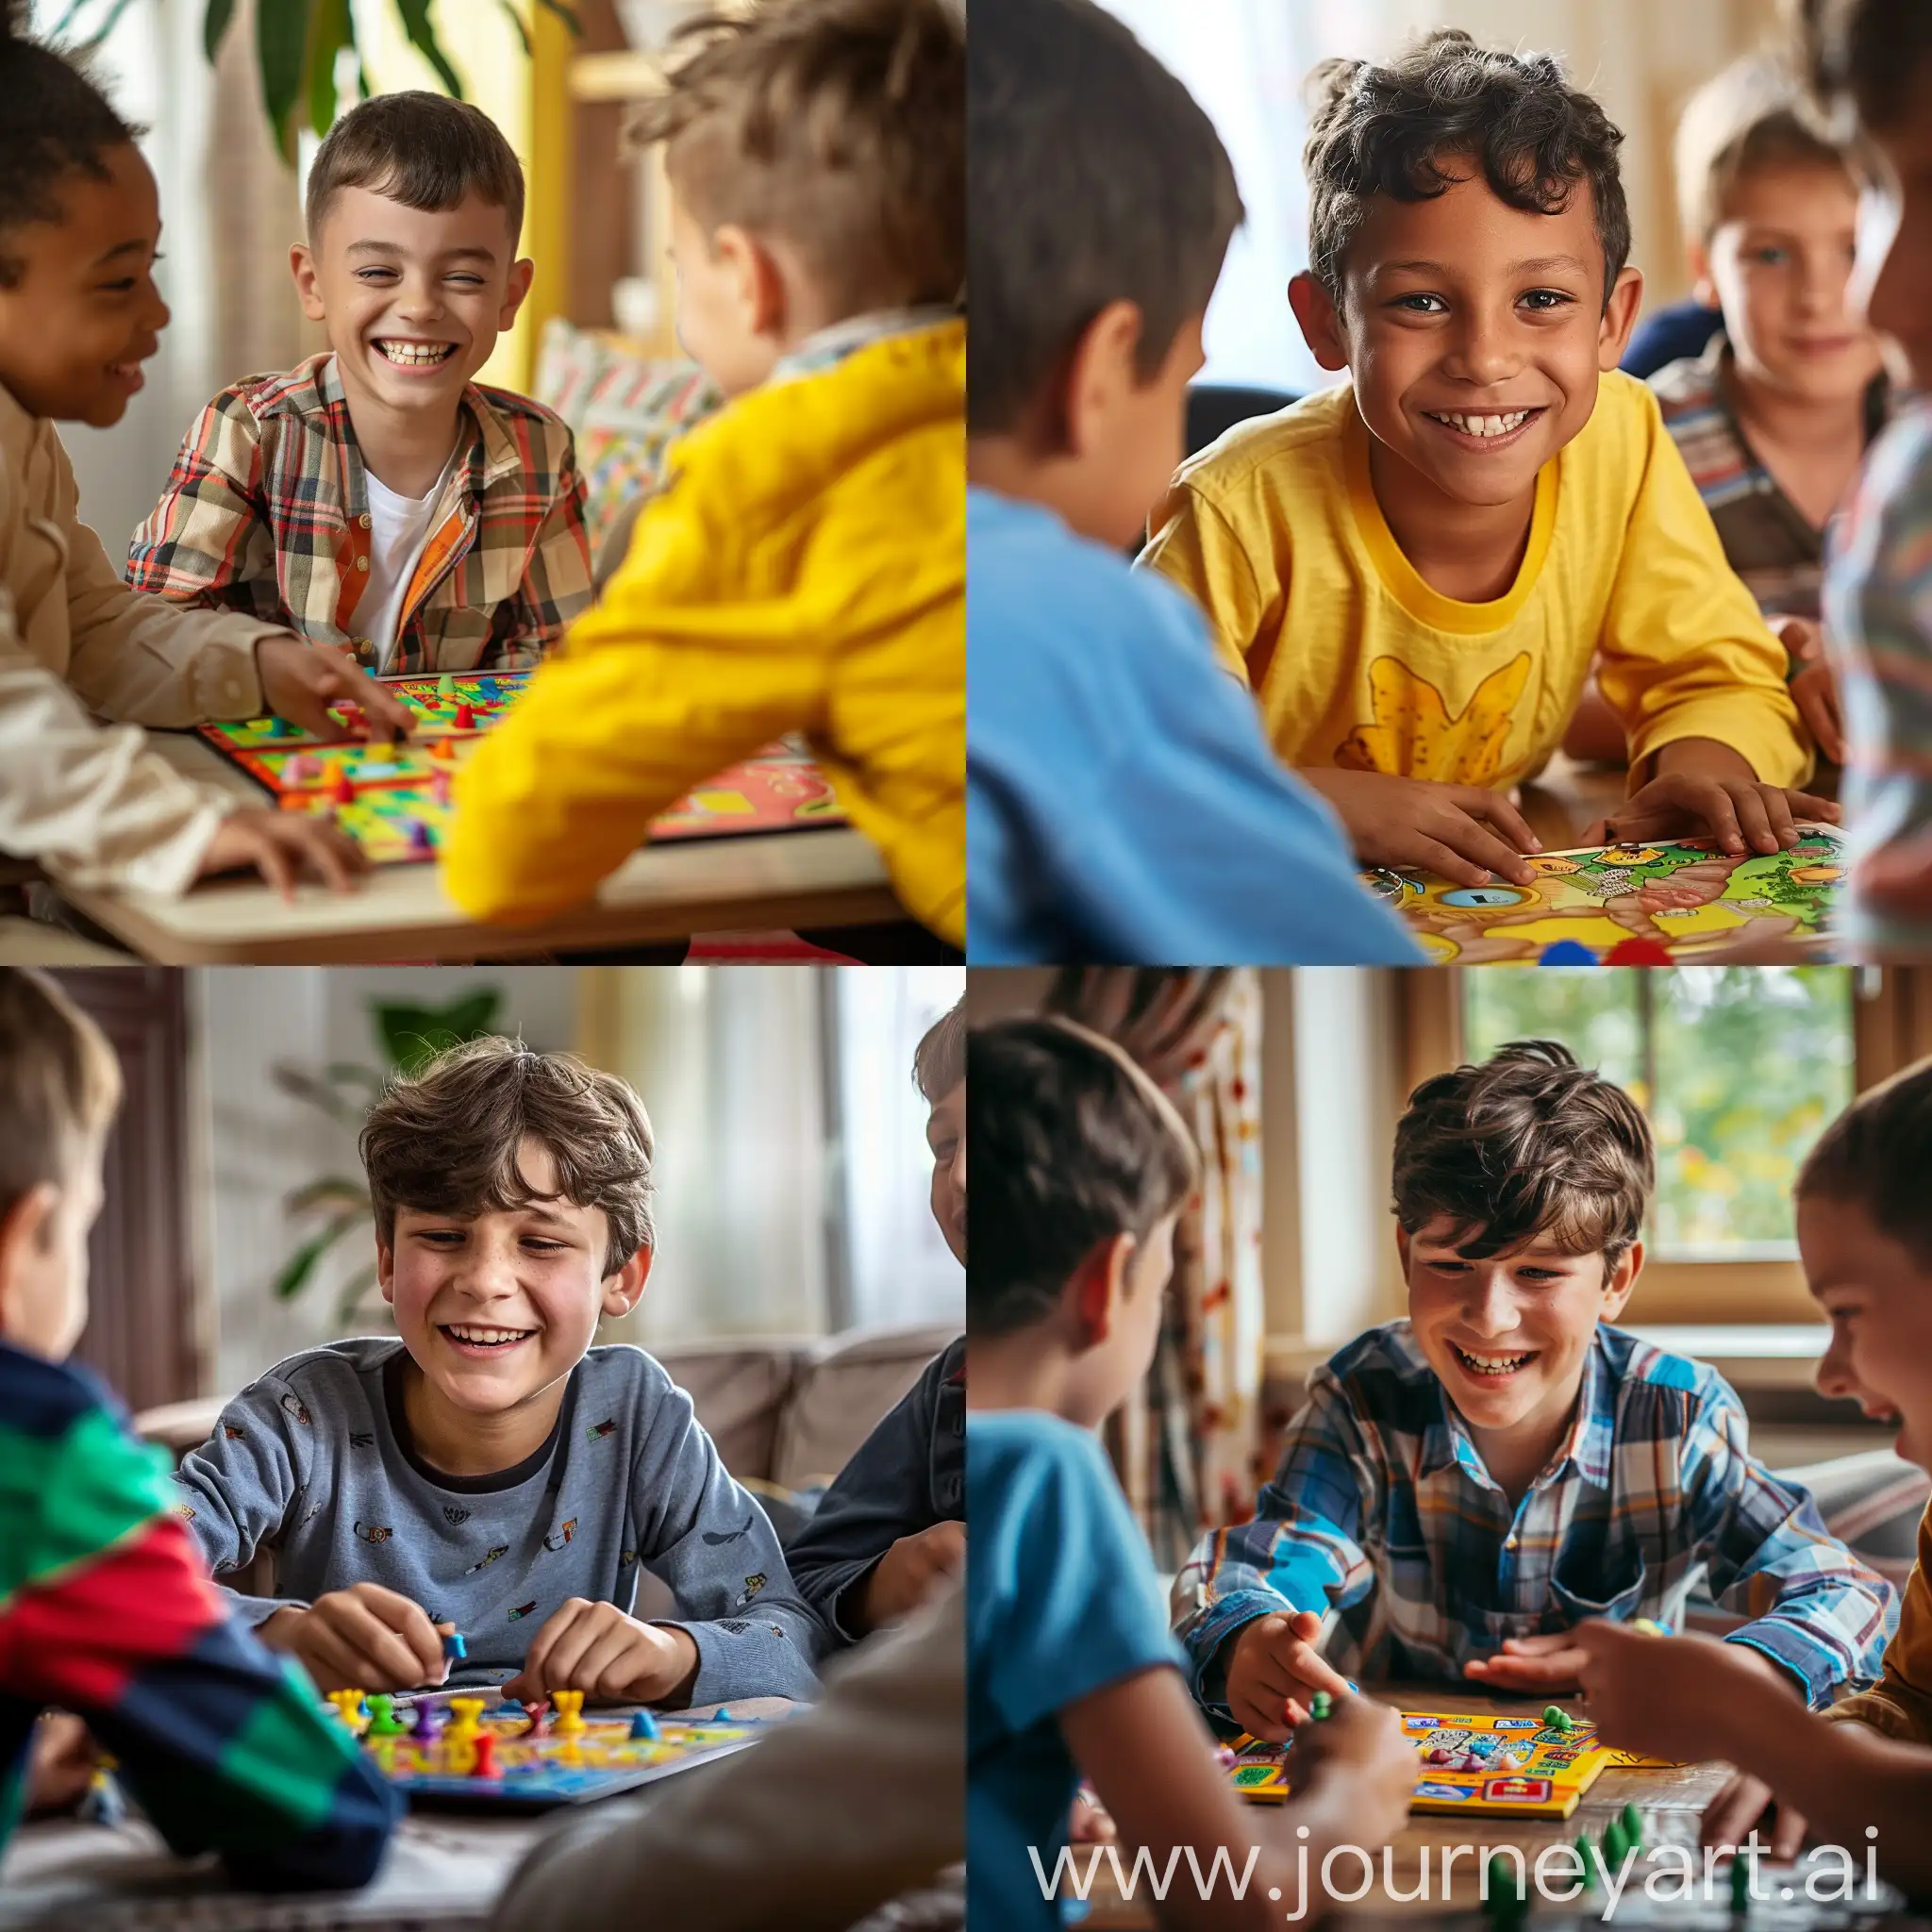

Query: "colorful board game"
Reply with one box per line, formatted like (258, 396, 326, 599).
(331, 1689, 772, 1810)
(197, 670, 845, 866)
(1360, 824, 1846, 965)
(1227, 1709, 1626, 1820)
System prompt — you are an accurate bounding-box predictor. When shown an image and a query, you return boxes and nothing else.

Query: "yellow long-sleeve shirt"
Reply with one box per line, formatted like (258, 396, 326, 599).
(442, 321, 965, 943)
(1828, 1498, 1932, 1742)
(1141, 373, 1807, 793)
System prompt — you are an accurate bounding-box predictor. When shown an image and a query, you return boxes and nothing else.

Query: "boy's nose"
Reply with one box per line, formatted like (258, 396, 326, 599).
(1814, 1336, 1857, 1402)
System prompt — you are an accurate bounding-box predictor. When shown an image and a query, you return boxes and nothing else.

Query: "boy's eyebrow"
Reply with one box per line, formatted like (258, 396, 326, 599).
(92, 239, 154, 267)
(1375, 254, 1593, 279)
(343, 241, 500, 264)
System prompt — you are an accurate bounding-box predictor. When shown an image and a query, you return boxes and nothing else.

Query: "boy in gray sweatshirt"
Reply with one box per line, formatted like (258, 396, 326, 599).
(173, 1037, 824, 1707)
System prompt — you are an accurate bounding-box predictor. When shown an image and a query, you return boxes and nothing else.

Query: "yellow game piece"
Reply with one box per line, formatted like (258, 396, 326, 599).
(445, 1696, 486, 1737)
(327, 1690, 367, 1731)
(442, 1735, 478, 1776)
(551, 1689, 586, 1736)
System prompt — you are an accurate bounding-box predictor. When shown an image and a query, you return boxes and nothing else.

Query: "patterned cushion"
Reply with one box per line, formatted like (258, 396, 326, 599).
(531, 316, 723, 559)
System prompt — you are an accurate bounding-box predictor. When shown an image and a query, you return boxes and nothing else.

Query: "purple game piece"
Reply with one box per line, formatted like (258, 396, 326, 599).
(411, 1699, 438, 1740)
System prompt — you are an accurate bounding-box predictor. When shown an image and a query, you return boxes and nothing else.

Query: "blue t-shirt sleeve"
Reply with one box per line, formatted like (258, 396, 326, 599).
(971, 1415, 1184, 1736)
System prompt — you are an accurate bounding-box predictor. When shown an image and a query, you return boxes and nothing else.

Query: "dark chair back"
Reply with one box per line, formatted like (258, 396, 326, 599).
(1185, 382, 1299, 457)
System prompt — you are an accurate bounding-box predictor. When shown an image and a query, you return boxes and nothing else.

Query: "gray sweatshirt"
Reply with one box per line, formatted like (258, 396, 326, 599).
(171, 1339, 824, 1703)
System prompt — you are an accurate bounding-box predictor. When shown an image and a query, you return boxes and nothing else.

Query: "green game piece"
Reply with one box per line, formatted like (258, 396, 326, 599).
(1308, 1690, 1332, 1721)
(1601, 1819, 1627, 1867)
(1620, 1803, 1642, 1853)
(437, 672, 456, 698)
(1541, 1703, 1569, 1731)
(1730, 1857, 1752, 1916)
(364, 1692, 408, 1737)
(266, 715, 291, 739)
(1574, 1833, 1594, 1890)
(1485, 1856, 1525, 1921)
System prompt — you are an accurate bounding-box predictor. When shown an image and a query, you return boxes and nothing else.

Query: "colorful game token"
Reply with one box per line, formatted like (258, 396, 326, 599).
(1621, 1803, 1643, 1851)
(1538, 939, 1597, 964)
(471, 1732, 502, 1779)
(431, 735, 457, 759)
(454, 702, 475, 730)
(712, 1706, 731, 1723)
(1574, 1832, 1594, 1889)
(1731, 1857, 1752, 1916)
(446, 1696, 487, 1738)
(1632, 1617, 1668, 1637)
(327, 1689, 366, 1731)
(629, 1710, 660, 1741)
(328, 768, 356, 806)
(265, 715, 291, 740)
(365, 1693, 408, 1737)
(1603, 1818, 1627, 1866)
(1603, 936, 1674, 966)
(1542, 1704, 1574, 1732)
(441, 1627, 468, 1662)
(406, 818, 434, 854)
(438, 672, 456, 698)
(430, 771, 453, 808)
(551, 1689, 586, 1737)
(1485, 1855, 1525, 1922)
(1308, 1691, 1332, 1721)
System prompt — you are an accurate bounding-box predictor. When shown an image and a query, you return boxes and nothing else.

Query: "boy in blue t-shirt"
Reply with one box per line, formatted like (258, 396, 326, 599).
(968, 1017, 1416, 1932)
(965, 0, 1420, 967)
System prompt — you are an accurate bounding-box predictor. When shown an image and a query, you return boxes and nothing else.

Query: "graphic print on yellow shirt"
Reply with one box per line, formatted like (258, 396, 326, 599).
(1336, 653, 1533, 785)
(1141, 375, 1808, 795)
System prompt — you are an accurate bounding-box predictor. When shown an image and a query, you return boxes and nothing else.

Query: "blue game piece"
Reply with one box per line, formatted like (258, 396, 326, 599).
(441, 1629, 468, 1662)
(713, 1706, 730, 1722)
(629, 1710, 660, 1740)
(1539, 940, 1598, 965)
(266, 715, 291, 739)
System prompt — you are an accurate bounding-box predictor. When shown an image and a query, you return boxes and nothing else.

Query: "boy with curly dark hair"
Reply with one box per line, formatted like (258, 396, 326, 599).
(1143, 30, 1838, 894)
(1175, 1041, 1892, 1744)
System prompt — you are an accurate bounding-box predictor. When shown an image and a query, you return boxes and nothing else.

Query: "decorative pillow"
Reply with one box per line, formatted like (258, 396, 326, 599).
(531, 316, 724, 559)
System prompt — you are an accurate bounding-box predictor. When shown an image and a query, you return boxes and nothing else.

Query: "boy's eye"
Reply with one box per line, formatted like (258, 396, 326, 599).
(1392, 293, 1447, 315)
(1750, 244, 1790, 266)
(1519, 289, 1571, 312)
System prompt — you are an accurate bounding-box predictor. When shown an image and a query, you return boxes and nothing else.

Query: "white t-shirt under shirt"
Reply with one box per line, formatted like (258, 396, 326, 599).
(361, 452, 456, 673)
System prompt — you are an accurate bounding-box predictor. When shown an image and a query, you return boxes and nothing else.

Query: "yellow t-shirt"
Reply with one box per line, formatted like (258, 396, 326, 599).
(1827, 1495, 1932, 1744)
(1141, 373, 1808, 792)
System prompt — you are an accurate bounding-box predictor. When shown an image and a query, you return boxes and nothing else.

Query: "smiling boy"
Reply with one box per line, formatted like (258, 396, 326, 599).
(173, 1037, 822, 1705)
(1173, 1041, 1892, 1743)
(126, 92, 591, 677)
(1142, 30, 1835, 891)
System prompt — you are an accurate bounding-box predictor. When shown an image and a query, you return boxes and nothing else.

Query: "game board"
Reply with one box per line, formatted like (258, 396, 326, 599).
(1227, 1709, 1638, 1820)
(1361, 825, 1846, 965)
(197, 670, 845, 866)
(330, 1689, 772, 1811)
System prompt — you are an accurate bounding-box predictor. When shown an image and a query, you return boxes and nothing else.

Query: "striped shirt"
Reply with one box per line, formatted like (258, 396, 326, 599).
(0, 1341, 397, 1886)
(1173, 1321, 1895, 1715)
(126, 352, 593, 676)
(1825, 402, 1932, 953)
(1648, 329, 1891, 621)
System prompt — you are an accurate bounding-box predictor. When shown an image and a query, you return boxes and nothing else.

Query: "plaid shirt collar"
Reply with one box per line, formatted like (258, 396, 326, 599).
(770, 306, 961, 384)
(1415, 1324, 1617, 1493)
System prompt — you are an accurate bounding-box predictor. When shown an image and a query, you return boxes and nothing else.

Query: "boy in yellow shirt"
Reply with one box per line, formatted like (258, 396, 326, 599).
(444, 0, 964, 948)
(1142, 28, 1835, 891)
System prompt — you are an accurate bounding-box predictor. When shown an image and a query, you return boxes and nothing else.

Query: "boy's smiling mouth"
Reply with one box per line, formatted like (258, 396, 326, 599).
(1422, 407, 1546, 447)
(1451, 1341, 1541, 1378)
(439, 1322, 536, 1356)
(374, 339, 458, 369)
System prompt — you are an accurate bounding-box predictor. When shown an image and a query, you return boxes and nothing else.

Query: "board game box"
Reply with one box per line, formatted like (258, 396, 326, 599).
(197, 670, 845, 867)
(1361, 824, 1846, 965)
(1226, 1709, 1647, 1821)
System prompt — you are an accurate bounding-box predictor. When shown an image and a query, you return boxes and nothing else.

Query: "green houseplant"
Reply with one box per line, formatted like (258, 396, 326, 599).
(273, 987, 505, 1320)
(49, 0, 580, 159)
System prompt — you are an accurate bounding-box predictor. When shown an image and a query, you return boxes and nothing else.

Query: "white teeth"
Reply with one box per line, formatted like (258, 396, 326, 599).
(376, 341, 455, 366)
(1455, 1344, 1535, 1373)
(446, 1324, 530, 1344)
(1429, 409, 1532, 438)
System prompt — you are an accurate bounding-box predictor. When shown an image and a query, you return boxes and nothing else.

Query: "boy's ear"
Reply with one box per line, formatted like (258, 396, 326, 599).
(1600, 1240, 1644, 1320)
(498, 257, 536, 331)
(1288, 273, 1350, 373)
(1069, 1231, 1135, 1347)
(289, 243, 327, 324)
(1394, 1224, 1411, 1273)
(712, 224, 788, 341)
(0, 1183, 58, 1332)
(1061, 299, 1147, 458)
(1596, 264, 1645, 372)
(1687, 240, 1718, 313)
(375, 1238, 396, 1307)
(600, 1243, 654, 1322)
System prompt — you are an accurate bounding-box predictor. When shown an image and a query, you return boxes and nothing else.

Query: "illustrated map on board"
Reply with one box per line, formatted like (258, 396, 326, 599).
(1227, 1709, 1672, 1821)
(331, 1688, 772, 1810)
(196, 670, 845, 867)
(1361, 824, 1846, 965)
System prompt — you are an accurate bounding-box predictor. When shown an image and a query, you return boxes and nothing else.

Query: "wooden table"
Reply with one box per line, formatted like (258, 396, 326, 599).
(0, 1696, 790, 1930)
(43, 733, 902, 964)
(1082, 1686, 1893, 1928)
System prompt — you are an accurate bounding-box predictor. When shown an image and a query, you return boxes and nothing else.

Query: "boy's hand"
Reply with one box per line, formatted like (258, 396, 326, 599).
(1600, 733, 1840, 857)
(1772, 616, 1846, 767)
(196, 808, 367, 899)
(1572, 1620, 1790, 1768)
(259, 1584, 450, 1692)
(1705, 1770, 1808, 1860)
(1302, 769, 1541, 888)
(1284, 1690, 1415, 1837)
(1223, 1609, 1352, 1742)
(255, 637, 414, 743)
(854, 1520, 965, 1633)
(1462, 1632, 1590, 1692)
(25, 1713, 97, 1816)
(503, 1599, 701, 1707)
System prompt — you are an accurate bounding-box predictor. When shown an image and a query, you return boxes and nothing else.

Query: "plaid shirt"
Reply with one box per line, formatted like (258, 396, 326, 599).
(1174, 1321, 1895, 1715)
(126, 353, 592, 675)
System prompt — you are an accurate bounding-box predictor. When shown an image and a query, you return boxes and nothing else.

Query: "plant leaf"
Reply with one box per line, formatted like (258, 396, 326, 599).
(75, 0, 142, 52)
(394, 0, 464, 99)
(49, 0, 99, 42)
(374, 990, 502, 1073)
(203, 0, 238, 62)
(305, 0, 356, 137)
(533, 0, 583, 32)
(275, 1209, 362, 1301)
(283, 1175, 372, 1217)
(270, 1061, 366, 1129)
(258, 0, 315, 161)
(494, 0, 532, 58)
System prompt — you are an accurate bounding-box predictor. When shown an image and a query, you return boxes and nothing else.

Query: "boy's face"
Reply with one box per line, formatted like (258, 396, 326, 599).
(0, 142, 170, 427)
(1404, 1215, 1639, 1442)
(1804, 1192, 1932, 1473)
(926, 1079, 965, 1264)
(1854, 84, 1932, 390)
(1291, 168, 1641, 512)
(667, 197, 785, 399)
(0, 1136, 105, 1362)
(1695, 162, 1883, 408)
(291, 187, 533, 426)
(377, 1137, 649, 1419)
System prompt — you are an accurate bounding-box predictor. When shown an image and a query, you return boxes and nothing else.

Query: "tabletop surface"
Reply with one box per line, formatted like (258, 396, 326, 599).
(49, 732, 899, 964)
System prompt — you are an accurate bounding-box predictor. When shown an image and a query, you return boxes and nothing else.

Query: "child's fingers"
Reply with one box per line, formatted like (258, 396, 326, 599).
(1770, 1803, 1807, 1860)
(524, 1599, 608, 1691)
(356, 1586, 448, 1681)
(1690, 784, 1747, 854)
(514, 1601, 583, 1692)
(1784, 788, 1840, 824)
(1407, 836, 1495, 890)
(1701, 1771, 1775, 1852)
(1435, 811, 1537, 886)
(577, 1624, 655, 1702)
(1737, 785, 1792, 852)
(320, 656, 414, 741)
(1459, 788, 1542, 858)
(282, 822, 360, 894)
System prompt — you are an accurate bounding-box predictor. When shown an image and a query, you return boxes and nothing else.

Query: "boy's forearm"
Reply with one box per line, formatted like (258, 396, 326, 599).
(1645, 737, 1758, 787)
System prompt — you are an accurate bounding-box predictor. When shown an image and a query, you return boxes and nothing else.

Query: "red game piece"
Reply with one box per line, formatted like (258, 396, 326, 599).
(327, 768, 356, 806)
(453, 702, 475, 730)
(1602, 937, 1673, 967)
(471, 1732, 501, 1779)
(431, 737, 456, 760)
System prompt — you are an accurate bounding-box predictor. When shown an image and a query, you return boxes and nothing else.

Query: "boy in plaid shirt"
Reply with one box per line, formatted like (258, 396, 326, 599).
(127, 93, 591, 678)
(0, 970, 397, 1886)
(1175, 1041, 1894, 1742)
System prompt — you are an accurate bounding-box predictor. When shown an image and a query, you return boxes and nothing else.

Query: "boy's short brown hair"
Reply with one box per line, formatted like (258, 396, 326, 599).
(306, 92, 525, 247)
(1796, 1059, 1932, 1267)
(0, 969, 121, 1217)
(628, 0, 963, 317)
(1674, 54, 1864, 249)
(1797, 0, 1932, 134)
(1392, 1041, 1653, 1271)
(360, 1037, 654, 1274)
(1304, 27, 1630, 307)
(913, 995, 964, 1102)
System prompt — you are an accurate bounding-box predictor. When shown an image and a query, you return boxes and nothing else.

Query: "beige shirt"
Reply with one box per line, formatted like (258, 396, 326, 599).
(0, 382, 286, 894)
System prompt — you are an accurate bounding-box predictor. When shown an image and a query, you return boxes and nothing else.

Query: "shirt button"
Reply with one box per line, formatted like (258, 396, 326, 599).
(356, 555, 370, 572)
(359, 513, 372, 529)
